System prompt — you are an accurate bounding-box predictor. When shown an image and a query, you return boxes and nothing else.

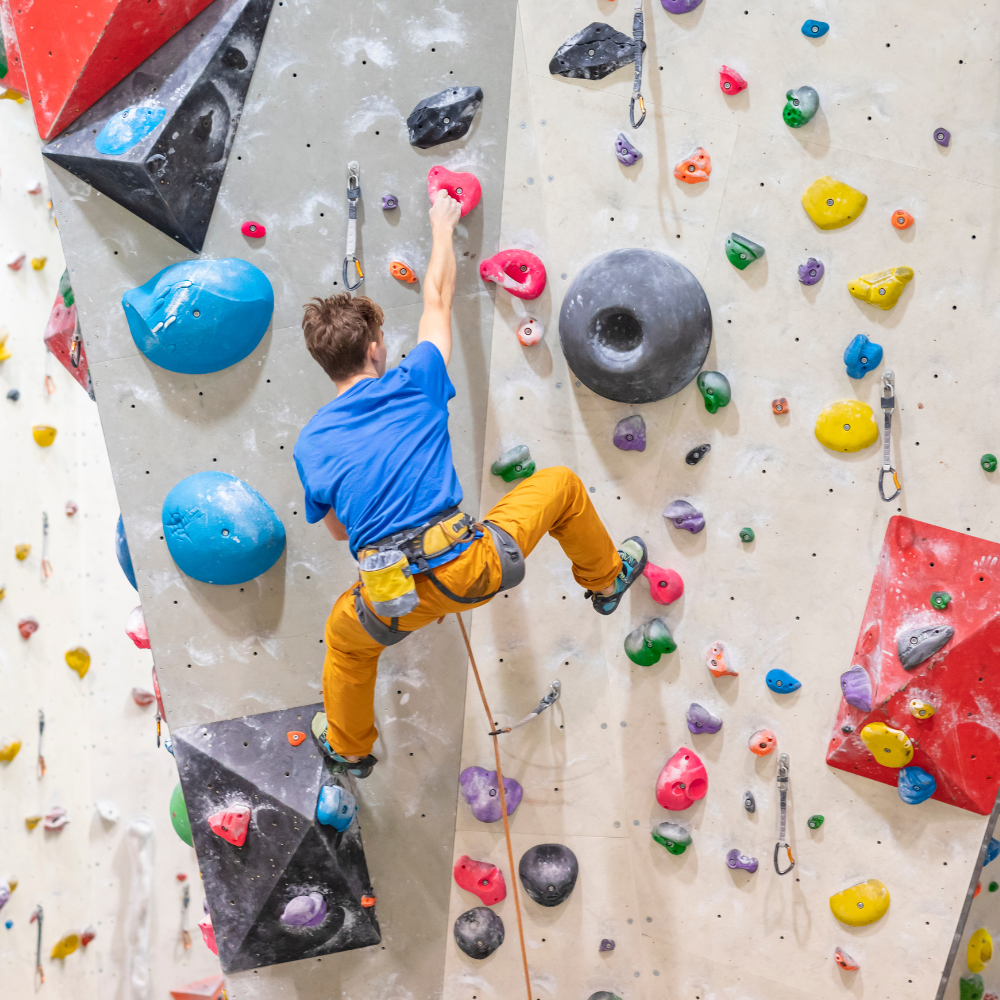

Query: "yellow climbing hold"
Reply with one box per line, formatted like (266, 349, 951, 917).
(31, 257, 48, 271)
(848, 266, 914, 310)
(0, 88, 26, 103)
(909, 699, 935, 719)
(0, 331, 11, 362)
(32, 425, 57, 446)
(51, 932, 80, 960)
(25, 815, 42, 830)
(65, 647, 91, 679)
(0, 739, 22, 762)
(968, 928, 993, 973)
(801, 176, 868, 230)
(861, 721, 914, 767)
(814, 400, 879, 453)
(830, 879, 891, 926)
(0, 583, 5, 600)
(15, 544, 30, 561)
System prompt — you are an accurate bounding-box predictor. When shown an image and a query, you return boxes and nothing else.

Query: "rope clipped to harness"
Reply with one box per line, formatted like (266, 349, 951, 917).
(630, 0, 646, 128)
(774, 752, 795, 875)
(343, 160, 364, 291)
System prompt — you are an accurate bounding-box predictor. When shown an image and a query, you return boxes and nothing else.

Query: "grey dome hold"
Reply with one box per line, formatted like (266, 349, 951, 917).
(559, 249, 712, 403)
(453, 906, 504, 959)
(588, 994, 624, 1000)
(407, 86, 483, 149)
(518, 843, 579, 907)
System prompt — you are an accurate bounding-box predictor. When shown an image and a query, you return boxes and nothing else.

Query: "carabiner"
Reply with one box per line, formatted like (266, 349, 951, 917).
(630, 93, 646, 129)
(879, 466, 901, 503)
(342, 255, 364, 291)
(630, 0, 646, 129)
(70, 326, 83, 369)
(774, 752, 795, 875)
(879, 371, 900, 502)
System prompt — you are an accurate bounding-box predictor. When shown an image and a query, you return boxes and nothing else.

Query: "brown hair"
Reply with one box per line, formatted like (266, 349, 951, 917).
(301, 293, 384, 381)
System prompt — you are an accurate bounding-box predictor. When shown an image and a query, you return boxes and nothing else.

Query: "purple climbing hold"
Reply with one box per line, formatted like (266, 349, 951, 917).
(661, 0, 704, 11)
(459, 766, 524, 823)
(687, 703, 722, 734)
(726, 849, 758, 873)
(798, 257, 824, 285)
(381, 194, 399, 211)
(600, 938, 615, 952)
(663, 499, 705, 534)
(615, 133, 642, 166)
(840, 665, 873, 712)
(934, 127, 951, 147)
(280, 892, 327, 928)
(614, 415, 646, 452)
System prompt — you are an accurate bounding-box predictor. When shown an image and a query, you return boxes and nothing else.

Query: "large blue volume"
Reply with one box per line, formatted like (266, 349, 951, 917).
(162, 471, 286, 585)
(122, 258, 274, 374)
(116, 514, 138, 590)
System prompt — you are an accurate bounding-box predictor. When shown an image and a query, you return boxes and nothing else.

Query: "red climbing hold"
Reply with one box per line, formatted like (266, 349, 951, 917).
(655, 747, 708, 810)
(131, 687, 155, 707)
(197, 912, 218, 956)
(125, 605, 150, 649)
(643, 563, 684, 605)
(80, 926, 96, 947)
(719, 65, 748, 95)
(44, 273, 92, 398)
(453, 855, 507, 906)
(207, 804, 250, 847)
(827, 516, 1000, 814)
(479, 249, 547, 300)
(287, 731, 306, 746)
(169, 973, 227, 1000)
(18, 617, 39, 639)
(241, 221, 266, 239)
(0, 3, 28, 97)
(427, 165, 482, 217)
(152, 667, 165, 719)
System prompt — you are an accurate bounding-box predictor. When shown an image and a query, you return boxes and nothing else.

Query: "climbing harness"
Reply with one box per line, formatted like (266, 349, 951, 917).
(342, 161, 364, 291)
(879, 370, 901, 502)
(629, 0, 646, 128)
(37, 709, 45, 778)
(488, 680, 561, 736)
(30, 904, 43, 989)
(456, 613, 533, 1000)
(773, 753, 795, 875)
(40, 511, 52, 580)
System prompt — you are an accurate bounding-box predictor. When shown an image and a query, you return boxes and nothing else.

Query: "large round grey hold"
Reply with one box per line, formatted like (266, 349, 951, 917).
(453, 906, 504, 959)
(518, 843, 579, 907)
(588, 993, 623, 1000)
(559, 249, 712, 403)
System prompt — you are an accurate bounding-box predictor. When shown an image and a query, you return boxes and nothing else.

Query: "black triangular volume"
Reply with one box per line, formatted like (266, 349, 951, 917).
(42, 0, 274, 253)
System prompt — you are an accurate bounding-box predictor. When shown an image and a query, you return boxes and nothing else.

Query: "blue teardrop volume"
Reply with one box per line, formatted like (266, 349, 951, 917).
(122, 258, 274, 374)
(162, 471, 286, 585)
(116, 514, 138, 590)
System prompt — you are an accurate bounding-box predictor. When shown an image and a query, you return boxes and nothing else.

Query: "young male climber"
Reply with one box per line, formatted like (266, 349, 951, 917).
(293, 189, 647, 778)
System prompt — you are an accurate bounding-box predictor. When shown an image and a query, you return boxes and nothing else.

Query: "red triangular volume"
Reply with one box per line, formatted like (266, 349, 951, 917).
(44, 270, 94, 400)
(169, 973, 226, 1000)
(826, 516, 1000, 814)
(0, 0, 28, 96)
(7, 0, 216, 140)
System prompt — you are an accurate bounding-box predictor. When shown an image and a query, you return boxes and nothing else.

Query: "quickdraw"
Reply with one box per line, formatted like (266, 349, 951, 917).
(773, 752, 795, 875)
(37, 709, 46, 778)
(30, 904, 44, 989)
(41, 511, 52, 580)
(879, 370, 901, 502)
(488, 680, 561, 736)
(342, 160, 364, 291)
(629, 0, 646, 129)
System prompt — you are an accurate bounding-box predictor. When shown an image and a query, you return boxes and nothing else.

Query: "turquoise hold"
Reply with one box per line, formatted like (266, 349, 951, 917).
(801, 20, 829, 37)
(162, 471, 286, 585)
(843, 333, 883, 379)
(317, 784, 357, 831)
(122, 258, 274, 374)
(94, 105, 167, 155)
(115, 514, 137, 591)
(766, 668, 801, 693)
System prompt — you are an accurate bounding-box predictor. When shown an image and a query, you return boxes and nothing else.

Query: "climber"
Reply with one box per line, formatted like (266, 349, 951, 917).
(293, 189, 646, 779)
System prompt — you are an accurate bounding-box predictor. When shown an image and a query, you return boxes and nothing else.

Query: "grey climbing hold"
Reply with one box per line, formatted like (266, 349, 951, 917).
(559, 249, 712, 404)
(663, 499, 705, 534)
(615, 132, 642, 166)
(686, 443, 710, 465)
(896, 624, 954, 670)
(453, 906, 504, 959)
(407, 86, 483, 149)
(613, 415, 646, 451)
(518, 844, 578, 907)
(687, 703, 722, 734)
(588, 994, 623, 1000)
(743, 790, 755, 813)
(549, 22, 645, 81)
(6, 389, 20, 401)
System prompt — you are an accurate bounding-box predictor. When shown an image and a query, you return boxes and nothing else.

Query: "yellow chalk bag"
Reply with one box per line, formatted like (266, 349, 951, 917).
(358, 549, 419, 618)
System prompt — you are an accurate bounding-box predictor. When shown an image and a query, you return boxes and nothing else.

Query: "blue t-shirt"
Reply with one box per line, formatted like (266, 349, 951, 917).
(294, 341, 464, 555)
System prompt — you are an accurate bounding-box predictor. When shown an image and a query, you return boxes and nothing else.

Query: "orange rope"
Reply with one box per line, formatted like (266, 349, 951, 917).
(456, 613, 533, 1000)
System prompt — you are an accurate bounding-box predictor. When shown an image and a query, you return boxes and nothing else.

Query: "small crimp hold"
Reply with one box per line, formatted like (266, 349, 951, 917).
(719, 65, 747, 94)
(772, 397, 788, 414)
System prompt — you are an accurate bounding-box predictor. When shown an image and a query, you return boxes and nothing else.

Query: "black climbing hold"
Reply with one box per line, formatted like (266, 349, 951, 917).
(42, 0, 275, 254)
(518, 843, 579, 907)
(171, 702, 380, 972)
(453, 906, 504, 959)
(549, 22, 646, 81)
(407, 86, 483, 149)
(559, 249, 712, 404)
(686, 443, 711, 465)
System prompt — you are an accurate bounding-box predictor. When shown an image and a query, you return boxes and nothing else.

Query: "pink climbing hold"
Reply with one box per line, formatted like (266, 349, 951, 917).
(479, 249, 547, 300)
(453, 855, 507, 906)
(65, 500, 78, 516)
(198, 912, 218, 956)
(17, 617, 39, 639)
(207, 804, 251, 847)
(240, 221, 266, 238)
(427, 165, 482, 217)
(125, 606, 150, 649)
(44, 806, 69, 831)
(655, 747, 708, 810)
(7, 253, 25, 271)
(132, 688, 156, 707)
(643, 563, 684, 606)
(719, 66, 747, 95)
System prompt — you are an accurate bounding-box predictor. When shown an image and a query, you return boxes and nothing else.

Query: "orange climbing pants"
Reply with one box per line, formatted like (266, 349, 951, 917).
(322, 466, 622, 756)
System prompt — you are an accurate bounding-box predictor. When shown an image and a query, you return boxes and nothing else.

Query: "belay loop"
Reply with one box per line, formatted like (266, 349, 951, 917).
(630, 0, 646, 128)
(774, 753, 795, 875)
(343, 160, 364, 292)
(879, 370, 900, 502)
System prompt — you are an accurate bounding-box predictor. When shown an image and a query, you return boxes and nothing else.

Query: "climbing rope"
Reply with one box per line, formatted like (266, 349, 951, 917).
(342, 161, 364, 291)
(629, 0, 646, 128)
(773, 753, 795, 875)
(456, 613, 533, 1000)
(879, 370, 901, 502)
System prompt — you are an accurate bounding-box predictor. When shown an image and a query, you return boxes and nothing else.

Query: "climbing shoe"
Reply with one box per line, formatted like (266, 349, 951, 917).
(586, 536, 648, 616)
(310, 711, 378, 779)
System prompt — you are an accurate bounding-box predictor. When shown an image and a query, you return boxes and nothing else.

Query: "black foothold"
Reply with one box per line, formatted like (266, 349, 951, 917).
(518, 843, 579, 907)
(407, 86, 483, 149)
(549, 22, 646, 81)
(743, 790, 755, 813)
(453, 906, 504, 959)
(6, 388, 20, 401)
(686, 443, 711, 465)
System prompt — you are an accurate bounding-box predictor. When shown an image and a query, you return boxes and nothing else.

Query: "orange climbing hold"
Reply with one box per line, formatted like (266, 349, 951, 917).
(749, 729, 777, 756)
(287, 731, 306, 746)
(707, 642, 737, 677)
(360, 894, 377, 908)
(169, 974, 227, 1000)
(891, 210, 914, 230)
(390, 260, 418, 284)
(674, 147, 712, 184)
(772, 397, 789, 414)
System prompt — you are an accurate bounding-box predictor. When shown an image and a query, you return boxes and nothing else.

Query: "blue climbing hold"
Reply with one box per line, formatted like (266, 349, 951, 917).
(94, 105, 167, 155)
(766, 668, 801, 693)
(843, 334, 883, 379)
(897, 766, 937, 805)
(161, 471, 286, 585)
(801, 20, 829, 37)
(986, 837, 1000, 866)
(122, 258, 274, 375)
(115, 514, 137, 591)
(317, 784, 358, 831)
(4, 920, 11, 930)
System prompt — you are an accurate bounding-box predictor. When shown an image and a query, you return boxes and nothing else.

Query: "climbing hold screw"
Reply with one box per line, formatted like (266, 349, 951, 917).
(807, 814, 824, 829)
(982, 454, 997, 472)
(739, 527, 754, 543)
(930, 591, 952, 610)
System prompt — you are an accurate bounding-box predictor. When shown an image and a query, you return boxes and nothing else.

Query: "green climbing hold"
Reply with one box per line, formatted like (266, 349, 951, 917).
(170, 782, 193, 847)
(981, 454, 997, 473)
(930, 591, 952, 610)
(490, 445, 535, 483)
(961, 974, 985, 1000)
(697, 371, 731, 414)
(725, 233, 764, 270)
(624, 618, 677, 666)
(652, 821, 691, 856)
(990, 882, 998, 892)
(0, 33, 8, 80)
(807, 814, 824, 830)
(58, 269, 75, 308)
(783, 85, 820, 128)
(739, 527, 755, 543)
